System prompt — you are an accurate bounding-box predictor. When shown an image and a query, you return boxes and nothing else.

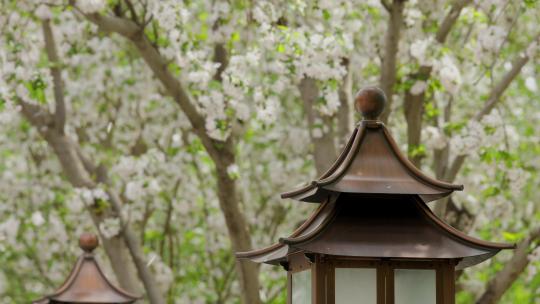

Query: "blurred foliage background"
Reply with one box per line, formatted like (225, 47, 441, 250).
(0, 0, 539, 303)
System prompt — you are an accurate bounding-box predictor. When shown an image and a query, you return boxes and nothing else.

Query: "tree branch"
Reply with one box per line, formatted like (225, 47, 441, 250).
(403, 0, 471, 166)
(42, 19, 67, 134)
(443, 35, 539, 183)
(476, 227, 540, 304)
(213, 43, 229, 82)
(82, 12, 224, 158)
(18, 98, 143, 293)
(379, 0, 405, 123)
(380, 0, 391, 12)
(78, 10, 261, 304)
(299, 77, 337, 175)
(337, 58, 353, 145)
(436, 0, 472, 43)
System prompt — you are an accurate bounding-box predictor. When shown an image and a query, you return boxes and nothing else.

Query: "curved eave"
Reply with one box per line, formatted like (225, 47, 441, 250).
(281, 121, 462, 203)
(282, 195, 512, 269)
(415, 197, 515, 250)
(35, 254, 140, 304)
(236, 195, 338, 264)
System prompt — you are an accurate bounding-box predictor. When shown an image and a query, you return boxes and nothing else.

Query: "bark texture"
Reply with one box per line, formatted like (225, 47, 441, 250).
(299, 77, 337, 175)
(379, 0, 405, 123)
(18, 20, 166, 303)
(81, 12, 261, 304)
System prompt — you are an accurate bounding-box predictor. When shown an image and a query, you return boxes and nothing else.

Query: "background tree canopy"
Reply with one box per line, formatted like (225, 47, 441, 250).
(0, 0, 539, 303)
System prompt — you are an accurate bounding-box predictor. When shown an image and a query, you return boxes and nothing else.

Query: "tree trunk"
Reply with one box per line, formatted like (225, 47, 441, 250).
(476, 228, 540, 304)
(42, 131, 142, 293)
(299, 77, 337, 175)
(215, 150, 261, 304)
(79, 13, 263, 303)
(379, 0, 405, 123)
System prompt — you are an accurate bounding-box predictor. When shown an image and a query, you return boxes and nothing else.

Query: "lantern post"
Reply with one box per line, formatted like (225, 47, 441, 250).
(237, 87, 514, 304)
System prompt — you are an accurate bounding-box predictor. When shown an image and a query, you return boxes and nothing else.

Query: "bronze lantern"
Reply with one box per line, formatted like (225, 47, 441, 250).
(237, 87, 514, 304)
(33, 233, 140, 304)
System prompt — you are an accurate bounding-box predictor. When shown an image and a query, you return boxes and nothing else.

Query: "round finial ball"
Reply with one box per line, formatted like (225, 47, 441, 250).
(79, 233, 99, 253)
(354, 87, 387, 120)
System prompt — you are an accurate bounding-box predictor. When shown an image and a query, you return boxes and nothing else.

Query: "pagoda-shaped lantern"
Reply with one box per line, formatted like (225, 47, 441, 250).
(33, 233, 140, 304)
(237, 87, 514, 304)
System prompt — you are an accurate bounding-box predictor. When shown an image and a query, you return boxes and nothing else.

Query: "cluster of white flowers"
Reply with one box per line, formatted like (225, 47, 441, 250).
(99, 217, 121, 239)
(35, 4, 52, 20)
(0, 216, 19, 248)
(293, 33, 347, 81)
(436, 56, 462, 95)
(422, 126, 447, 150)
(257, 96, 280, 125)
(31, 211, 45, 226)
(477, 26, 506, 53)
(125, 181, 145, 201)
(506, 168, 530, 194)
(404, 1, 423, 27)
(410, 38, 433, 66)
(527, 247, 540, 281)
(450, 120, 484, 155)
(318, 87, 340, 116)
(198, 90, 230, 141)
(410, 80, 427, 95)
(77, 0, 106, 14)
(75, 187, 109, 205)
(525, 77, 538, 92)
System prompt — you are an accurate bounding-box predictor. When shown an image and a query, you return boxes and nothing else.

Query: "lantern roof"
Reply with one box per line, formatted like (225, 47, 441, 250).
(282, 88, 463, 203)
(33, 233, 140, 304)
(237, 87, 514, 269)
(237, 194, 514, 269)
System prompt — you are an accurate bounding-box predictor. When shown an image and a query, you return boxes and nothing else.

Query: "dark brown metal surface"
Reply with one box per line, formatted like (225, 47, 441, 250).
(281, 121, 463, 203)
(33, 234, 140, 304)
(354, 87, 387, 120)
(239, 194, 513, 269)
(237, 86, 513, 276)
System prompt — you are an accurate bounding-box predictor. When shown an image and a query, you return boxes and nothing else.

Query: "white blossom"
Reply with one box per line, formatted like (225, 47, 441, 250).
(423, 126, 447, 150)
(410, 81, 427, 95)
(410, 38, 431, 65)
(318, 88, 340, 116)
(312, 127, 323, 139)
(525, 77, 537, 92)
(99, 218, 121, 239)
(77, 0, 106, 14)
(31, 212, 45, 226)
(0, 216, 19, 246)
(227, 164, 240, 179)
(478, 26, 506, 53)
(125, 181, 144, 201)
(35, 5, 52, 20)
(437, 56, 461, 95)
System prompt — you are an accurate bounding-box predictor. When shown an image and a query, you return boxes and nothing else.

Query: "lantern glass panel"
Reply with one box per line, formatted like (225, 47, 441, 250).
(394, 269, 436, 304)
(335, 268, 377, 304)
(292, 270, 311, 304)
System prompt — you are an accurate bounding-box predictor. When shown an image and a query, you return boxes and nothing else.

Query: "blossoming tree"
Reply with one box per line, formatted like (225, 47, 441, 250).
(0, 0, 539, 303)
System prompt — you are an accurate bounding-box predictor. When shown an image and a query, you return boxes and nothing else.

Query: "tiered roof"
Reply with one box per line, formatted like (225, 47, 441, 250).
(33, 233, 139, 304)
(282, 120, 463, 202)
(237, 87, 513, 269)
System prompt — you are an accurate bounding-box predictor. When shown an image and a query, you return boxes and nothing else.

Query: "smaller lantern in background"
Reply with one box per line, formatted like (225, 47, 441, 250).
(33, 233, 140, 304)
